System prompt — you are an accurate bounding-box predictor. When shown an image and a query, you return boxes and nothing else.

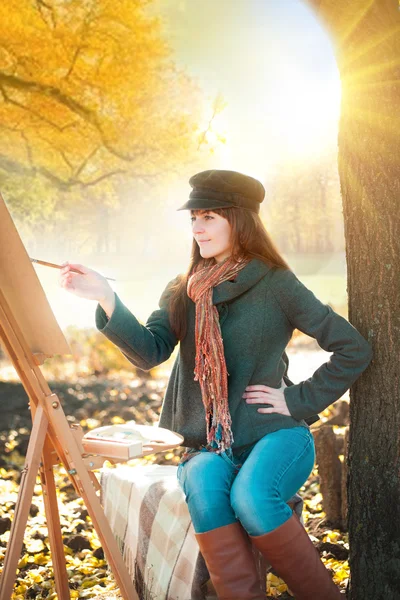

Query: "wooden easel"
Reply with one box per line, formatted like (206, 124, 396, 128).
(0, 194, 139, 600)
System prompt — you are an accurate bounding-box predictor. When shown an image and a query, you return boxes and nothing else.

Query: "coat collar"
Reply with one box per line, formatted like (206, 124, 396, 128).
(212, 258, 271, 305)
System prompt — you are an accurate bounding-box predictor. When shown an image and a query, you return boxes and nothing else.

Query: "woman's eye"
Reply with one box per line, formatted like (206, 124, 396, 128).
(190, 215, 214, 223)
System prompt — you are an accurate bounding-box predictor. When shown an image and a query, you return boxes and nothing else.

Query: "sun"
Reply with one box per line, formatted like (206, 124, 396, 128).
(265, 71, 341, 160)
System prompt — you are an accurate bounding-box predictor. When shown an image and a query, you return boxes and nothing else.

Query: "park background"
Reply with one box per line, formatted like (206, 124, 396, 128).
(0, 0, 381, 598)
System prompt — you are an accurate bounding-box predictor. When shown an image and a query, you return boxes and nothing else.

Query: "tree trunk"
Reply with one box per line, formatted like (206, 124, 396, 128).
(341, 425, 349, 531)
(306, 2, 400, 598)
(314, 425, 343, 529)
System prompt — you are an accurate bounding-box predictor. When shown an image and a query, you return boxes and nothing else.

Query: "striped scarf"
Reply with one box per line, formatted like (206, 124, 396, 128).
(187, 255, 251, 452)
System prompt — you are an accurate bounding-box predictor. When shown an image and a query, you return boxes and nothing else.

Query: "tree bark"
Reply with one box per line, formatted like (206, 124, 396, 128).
(305, 2, 400, 598)
(314, 425, 343, 528)
(341, 425, 349, 531)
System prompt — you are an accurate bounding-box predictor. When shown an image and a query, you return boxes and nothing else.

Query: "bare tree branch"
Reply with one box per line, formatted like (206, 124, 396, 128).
(35, 0, 57, 29)
(73, 146, 101, 180)
(0, 150, 165, 190)
(0, 70, 143, 162)
(197, 92, 227, 150)
(0, 84, 77, 132)
(64, 4, 96, 80)
(20, 130, 34, 166)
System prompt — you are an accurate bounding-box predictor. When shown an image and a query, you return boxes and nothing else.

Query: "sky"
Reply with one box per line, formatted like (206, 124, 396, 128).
(33, 0, 343, 330)
(156, 0, 341, 179)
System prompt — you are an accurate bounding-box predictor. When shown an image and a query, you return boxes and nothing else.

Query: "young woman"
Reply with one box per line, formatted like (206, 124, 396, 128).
(60, 169, 372, 600)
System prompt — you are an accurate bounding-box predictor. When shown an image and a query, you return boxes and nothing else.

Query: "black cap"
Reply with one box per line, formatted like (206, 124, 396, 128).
(177, 169, 265, 214)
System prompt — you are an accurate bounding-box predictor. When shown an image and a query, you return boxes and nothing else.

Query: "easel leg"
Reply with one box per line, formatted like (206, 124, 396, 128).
(0, 406, 48, 600)
(40, 440, 70, 600)
(45, 395, 139, 600)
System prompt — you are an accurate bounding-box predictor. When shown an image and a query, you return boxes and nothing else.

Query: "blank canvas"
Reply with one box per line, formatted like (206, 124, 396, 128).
(0, 193, 71, 357)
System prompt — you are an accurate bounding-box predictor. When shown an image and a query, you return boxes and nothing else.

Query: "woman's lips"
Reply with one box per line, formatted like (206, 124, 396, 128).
(198, 240, 210, 244)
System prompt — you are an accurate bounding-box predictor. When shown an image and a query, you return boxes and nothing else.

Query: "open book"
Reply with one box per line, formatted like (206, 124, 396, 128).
(82, 422, 184, 461)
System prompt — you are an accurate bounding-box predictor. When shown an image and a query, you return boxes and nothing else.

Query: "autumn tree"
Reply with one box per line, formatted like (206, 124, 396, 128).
(306, 1, 400, 598)
(0, 0, 203, 231)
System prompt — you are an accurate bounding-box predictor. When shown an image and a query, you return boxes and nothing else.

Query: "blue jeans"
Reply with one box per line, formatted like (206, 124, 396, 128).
(177, 426, 315, 535)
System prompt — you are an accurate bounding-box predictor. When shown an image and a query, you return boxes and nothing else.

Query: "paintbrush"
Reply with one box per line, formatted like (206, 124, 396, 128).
(30, 258, 116, 282)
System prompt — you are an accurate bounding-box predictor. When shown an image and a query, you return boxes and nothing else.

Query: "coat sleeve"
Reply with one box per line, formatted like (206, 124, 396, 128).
(270, 268, 373, 421)
(94, 276, 179, 371)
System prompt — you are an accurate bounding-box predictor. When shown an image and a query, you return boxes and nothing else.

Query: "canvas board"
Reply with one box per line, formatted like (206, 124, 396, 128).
(0, 193, 71, 357)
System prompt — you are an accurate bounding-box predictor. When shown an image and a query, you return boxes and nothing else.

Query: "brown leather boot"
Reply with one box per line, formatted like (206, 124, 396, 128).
(195, 521, 265, 599)
(250, 513, 342, 600)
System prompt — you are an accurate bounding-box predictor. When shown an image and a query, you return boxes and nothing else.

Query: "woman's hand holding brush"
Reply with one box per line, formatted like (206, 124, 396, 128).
(59, 262, 116, 318)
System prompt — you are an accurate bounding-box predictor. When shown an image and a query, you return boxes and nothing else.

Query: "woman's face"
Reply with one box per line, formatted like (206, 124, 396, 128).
(191, 210, 233, 263)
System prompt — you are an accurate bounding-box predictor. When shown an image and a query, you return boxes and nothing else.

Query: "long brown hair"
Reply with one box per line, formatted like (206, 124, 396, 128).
(168, 207, 292, 341)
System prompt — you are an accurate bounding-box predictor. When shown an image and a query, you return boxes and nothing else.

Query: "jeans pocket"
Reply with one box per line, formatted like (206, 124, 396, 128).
(220, 449, 241, 474)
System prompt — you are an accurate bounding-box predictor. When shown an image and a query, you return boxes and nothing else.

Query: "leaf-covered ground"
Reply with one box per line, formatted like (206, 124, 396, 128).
(0, 372, 349, 599)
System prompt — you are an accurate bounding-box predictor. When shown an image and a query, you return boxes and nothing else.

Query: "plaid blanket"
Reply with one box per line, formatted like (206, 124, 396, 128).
(100, 464, 304, 600)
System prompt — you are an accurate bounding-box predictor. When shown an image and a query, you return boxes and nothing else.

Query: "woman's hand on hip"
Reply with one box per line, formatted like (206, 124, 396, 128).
(59, 262, 113, 303)
(242, 380, 291, 416)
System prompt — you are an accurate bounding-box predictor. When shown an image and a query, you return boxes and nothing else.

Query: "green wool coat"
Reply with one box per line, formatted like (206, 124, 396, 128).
(95, 258, 373, 453)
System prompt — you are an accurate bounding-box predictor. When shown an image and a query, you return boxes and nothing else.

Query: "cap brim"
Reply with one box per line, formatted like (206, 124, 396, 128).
(177, 198, 236, 211)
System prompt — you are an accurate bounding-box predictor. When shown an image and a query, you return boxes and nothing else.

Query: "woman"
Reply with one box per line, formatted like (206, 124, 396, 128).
(60, 169, 372, 600)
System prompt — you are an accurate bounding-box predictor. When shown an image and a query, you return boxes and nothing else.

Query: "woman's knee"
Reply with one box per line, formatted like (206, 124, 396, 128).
(231, 483, 293, 534)
(180, 451, 234, 496)
(230, 480, 274, 517)
(230, 480, 266, 517)
(179, 452, 238, 532)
